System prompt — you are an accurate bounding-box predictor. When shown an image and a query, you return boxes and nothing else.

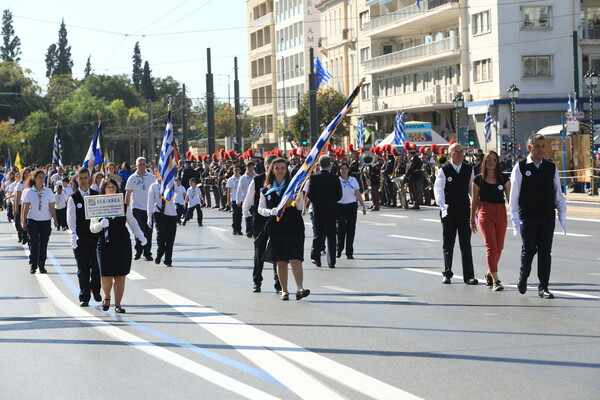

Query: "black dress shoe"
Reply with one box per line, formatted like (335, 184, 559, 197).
(346, 255, 354, 260)
(134, 252, 141, 260)
(253, 286, 261, 293)
(93, 292, 102, 302)
(80, 301, 89, 307)
(38, 266, 47, 274)
(336, 251, 342, 258)
(517, 276, 528, 294)
(465, 278, 479, 285)
(311, 259, 321, 267)
(154, 257, 161, 265)
(538, 289, 554, 299)
(442, 276, 451, 284)
(30, 265, 37, 274)
(328, 265, 335, 269)
(144, 255, 154, 262)
(296, 289, 310, 300)
(281, 293, 289, 301)
(246, 232, 253, 238)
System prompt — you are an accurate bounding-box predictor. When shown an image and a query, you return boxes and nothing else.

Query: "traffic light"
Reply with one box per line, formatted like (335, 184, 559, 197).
(468, 130, 475, 146)
(301, 131, 308, 146)
(501, 142, 509, 152)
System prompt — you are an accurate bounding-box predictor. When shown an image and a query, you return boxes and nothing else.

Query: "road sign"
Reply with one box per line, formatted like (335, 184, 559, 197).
(565, 112, 585, 120)
(566, 120, 580, 133)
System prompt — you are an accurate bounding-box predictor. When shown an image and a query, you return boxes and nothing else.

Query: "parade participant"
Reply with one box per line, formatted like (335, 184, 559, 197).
(67, 167, 102, 306)
(433, 143, 478, 285)
(89, 179, 146, 313)
(178, 159, 198, 190)
(54, 184, 68, 230)
(173, 177, 186, 224)
(13, 168, 31, 245)
(510, 134, 566, 299)
(236, 161, 257, 237)
(118, 162, 133, 192)
(470, 151, 510, 291)
(4, 172, 15, 222)
(49, 166, 64, 188)
(336, 162, 366, 260)
(368, 150, 381, 211)
(61, 177, 73, 198)
(405, 152, 424, 209)
(90, 172, 104, 192)
(102, 162, 122, 187)
(125, 157, 155, 261)
(147, 176, 178, 267)
(227, 165, 243, 235)
(183, 178, 204, 226)
(308, 155, 343, 268)
(257, 158, 309, 301)
(242, 154, 280, 293)
(21, 170, 58, 274)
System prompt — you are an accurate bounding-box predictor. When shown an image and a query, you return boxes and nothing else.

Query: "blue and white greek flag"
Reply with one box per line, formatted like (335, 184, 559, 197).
(159, 103, 177, 201)
(5, 150, 11, 172)
(393, 111, 406, 145)
(82, 122, 103, 171)
(314, 57, 332, 89)
(274, 79, 364, 220)
(567, 94, 572, 113)
(574, 93, 579, 112)
(52, 124, 63, 168)
(484, 107, 494, 143)
(356, 117, 366, 148)
(416, 0, 421, 9)
(252, 124, 263, 142)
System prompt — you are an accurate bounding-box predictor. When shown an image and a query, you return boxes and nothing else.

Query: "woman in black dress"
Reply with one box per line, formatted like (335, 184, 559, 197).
(90, 179, 146, 313)
(258, 158, 310, 301)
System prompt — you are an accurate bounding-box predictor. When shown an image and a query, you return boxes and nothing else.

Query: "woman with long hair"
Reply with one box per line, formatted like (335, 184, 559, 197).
(258, 158, 309, 301)
(90, 172, 104, 192)
(89, 178, 147, 313)
(21, 170, 58, 274)
(13, 168, 31, 245)
(336, 162, 366, 259)
(470, 151, 511, 291)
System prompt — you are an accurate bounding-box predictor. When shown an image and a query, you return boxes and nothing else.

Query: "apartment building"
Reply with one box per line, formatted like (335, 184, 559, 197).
(247, 0, 277, 147)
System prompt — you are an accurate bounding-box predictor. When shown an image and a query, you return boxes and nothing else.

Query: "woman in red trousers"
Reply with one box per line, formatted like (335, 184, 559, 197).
(470, 151, 511, 291)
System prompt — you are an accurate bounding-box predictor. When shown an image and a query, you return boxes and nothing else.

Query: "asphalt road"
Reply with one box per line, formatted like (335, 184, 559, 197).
(1, 201, 599, 400)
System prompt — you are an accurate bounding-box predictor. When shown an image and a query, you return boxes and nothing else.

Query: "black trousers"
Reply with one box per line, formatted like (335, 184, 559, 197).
(176, 203, 185, 222)
(154, 212, 178, 264)
(232, 201, 242, 232)
(132, 208, 152, 257)
(27, 219, 51, 268)
(184, 204, 203, 225)
(519, 216, 555, 290)
(336, 202, 358, 257)
(252, 215, 279, 289)
(74, 235, 101, 302)
(311, 216, 337, 267)
(56, 208, 67, 229)
(14, 205, 24, 242)
(246, 206, 255, 235)
(441, 206, 475, 281)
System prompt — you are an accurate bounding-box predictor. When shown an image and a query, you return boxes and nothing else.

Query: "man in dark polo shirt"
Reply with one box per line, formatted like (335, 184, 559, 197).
(510, 134, 566, 299)
(433, 143, 478, 285)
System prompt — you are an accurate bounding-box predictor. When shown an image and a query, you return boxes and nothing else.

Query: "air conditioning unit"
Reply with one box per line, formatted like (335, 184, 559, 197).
(342, 28, 349, 40)
(463, 92, 473, 102)
(381, 102, 388, 109)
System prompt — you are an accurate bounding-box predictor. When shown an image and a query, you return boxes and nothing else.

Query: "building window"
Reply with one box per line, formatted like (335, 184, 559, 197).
(360, 47, 370, 62)
(361, 83, 370, 100)
(382, 44, 393, 55)
(472, 10, 491, 35)
(522, 6, 551, 29)
(473, 58, 492, 82)
(359, 11, 369, 30)
(523, 55, 552, 78)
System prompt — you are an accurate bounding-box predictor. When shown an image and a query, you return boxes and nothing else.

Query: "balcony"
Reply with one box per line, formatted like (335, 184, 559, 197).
(363, 36, 460, 74)
(371, 84, 461, 113)
(251, 12, 273, 28)
(364, 0, 458, 37)
(580, 24, 600, 40)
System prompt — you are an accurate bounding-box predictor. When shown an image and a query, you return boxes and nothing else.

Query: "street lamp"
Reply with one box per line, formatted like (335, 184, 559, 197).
(452, 92, 464, 143)
(584, 69, 599, 195)
(507, 84, 520, 160)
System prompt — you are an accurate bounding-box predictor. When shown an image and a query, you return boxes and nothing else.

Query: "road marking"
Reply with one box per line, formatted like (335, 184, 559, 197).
(324, 286, 409, 302)
(206, 226, 228, 232)
(381, 214, 408, 219)
(148, 288, 421, 400)
(419, 219, 439, 223)
(127, 270, 146, 280)
(402, 268, 600, 299)
(588, 272, 600, 276)
(362, 221, 397, 227)
(566, 217, 600, 223)
(33, 273, 279, 400)
(389, 235, 439, 242)
(322, 285, 360, 293)
(553, 232, 592, 237)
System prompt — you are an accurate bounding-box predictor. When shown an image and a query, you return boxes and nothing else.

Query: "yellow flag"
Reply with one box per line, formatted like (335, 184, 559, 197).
(14, 152, 22, 172)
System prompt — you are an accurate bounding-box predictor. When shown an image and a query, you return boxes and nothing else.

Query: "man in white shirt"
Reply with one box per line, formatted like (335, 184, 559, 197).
(236, 161, 257, 237)
(147, 177, 178, 267)
(125, 157, 156, 261)
(173, 177, 186, 224)
(226, 165, 243, 235)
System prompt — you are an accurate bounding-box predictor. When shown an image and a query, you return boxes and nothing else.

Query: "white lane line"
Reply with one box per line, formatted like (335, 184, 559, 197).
(148, 288, 421, 400)
(566, 217, 600, 223)
(324, 286, 409, 302)
(389, 235, 439, 242)
(381, 214, 408, 219)
(588, 273, 600, 276)
(322, 285, 360, 293)
(554, 232, 592, 237)
(127, 270, 146, 280)
(206, 226, 228, 232)
(34, 275, 279, 400)
(402, 268, 600, 299)
(148, 288, 345, 400)
(419, 219, 439, 223)
(361, 221, 397, 227)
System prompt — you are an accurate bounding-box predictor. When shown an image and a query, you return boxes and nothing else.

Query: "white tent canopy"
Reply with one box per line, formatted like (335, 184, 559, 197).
(379, 121, 449, 146)
(536, 124, 600, 144)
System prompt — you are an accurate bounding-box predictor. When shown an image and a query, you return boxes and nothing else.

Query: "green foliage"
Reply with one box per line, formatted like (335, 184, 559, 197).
(45, 74, 79, 109)
(140, 61, 156, 101)
(45, 19, 73, 78)
(18, 111, 53, 164)
(132, 42, 142, 92)
(1, 9, 21, 62)
(84, 55, 92, 79)
(82, 74, 139, 109)
(154, 76, 182, 102)
(0, 61, 43, 122)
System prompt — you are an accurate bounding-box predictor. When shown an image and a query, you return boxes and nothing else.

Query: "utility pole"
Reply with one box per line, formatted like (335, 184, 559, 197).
(129, 118, 133, 163)
(234, 57, 242, 153)
(147, 101, 153, 163)
(206, 48, 216, 155)
(182, 83, 188, 156)
(308, 47, 319, 145)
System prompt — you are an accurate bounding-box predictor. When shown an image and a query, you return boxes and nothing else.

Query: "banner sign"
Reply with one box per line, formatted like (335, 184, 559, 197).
(84, 194, 124, 219)
(405, 122, 433, 142)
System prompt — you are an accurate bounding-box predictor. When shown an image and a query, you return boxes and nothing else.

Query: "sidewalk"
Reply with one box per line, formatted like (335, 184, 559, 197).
(565, 192, 600, 203)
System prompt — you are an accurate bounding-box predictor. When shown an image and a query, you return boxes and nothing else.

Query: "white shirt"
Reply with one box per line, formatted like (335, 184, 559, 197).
(63, 184, 73, 198)
(89, 205, 145, 242)
(125, 171, 156, 210)
(242, 178, 257, 218)
(433, 162, 475, 218)
(147, 181, 177, 216)
(338, 176, 360, 204)
(54, 192, 67, 210)
(14, 182, 24, 205)
(236, 172, 257, 204)
(67, 188, 91, 235)
(90, 183, 100, 192)
(186, 186, 203, 207)
(226, 175, 241, 202)
(509, 155, 567, 232)
(23, 187, 55, 221)
(174, 184, 185, 205)
(258, 190, 304, 217)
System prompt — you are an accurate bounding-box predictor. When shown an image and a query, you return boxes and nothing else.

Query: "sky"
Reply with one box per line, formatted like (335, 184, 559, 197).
(6, 0, 249, 104)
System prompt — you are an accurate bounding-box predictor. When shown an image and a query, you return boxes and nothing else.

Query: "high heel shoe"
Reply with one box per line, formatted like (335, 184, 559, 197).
(115, 306, 126, 313)
(102, 298, 110, 311)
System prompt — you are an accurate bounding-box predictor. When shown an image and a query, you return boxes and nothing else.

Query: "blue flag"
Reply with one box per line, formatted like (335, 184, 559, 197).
(314, 57, 332, 89)
(416, 0, 421, 9)
(394, 111, 406, 145)
(159, 103, 177, 201)
(82, 122, 103, 171)
(356, 117, 366, 148)
(484, 107, 494, 143)
(252, 124, 263, 142)
(274, 79, 364, 220)
(52, 124, 64, 168)
(5, 150, 11, 172)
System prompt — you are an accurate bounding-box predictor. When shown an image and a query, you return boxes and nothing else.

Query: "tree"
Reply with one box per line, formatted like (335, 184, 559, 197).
(45, 74, 78, 109)
(132, 42, 142, 91)
(140, 61, 156, 101)
(18, 111, 53, 164)
(45, 44, 57, 78)
(84, 55, 92, 79)
(1, 9, 21, 62)
(214, 102, 235, 139)
(154, 76, 182, 102)
(82, 74, 139, 109)
(45, 19, 73, 78)
(0, 120, 24, 157)
(0, 61, 43, 122)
